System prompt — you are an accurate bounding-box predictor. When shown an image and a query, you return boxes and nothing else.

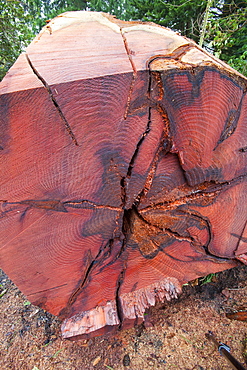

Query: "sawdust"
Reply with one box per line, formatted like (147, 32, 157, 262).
(0, 266, 246, 370)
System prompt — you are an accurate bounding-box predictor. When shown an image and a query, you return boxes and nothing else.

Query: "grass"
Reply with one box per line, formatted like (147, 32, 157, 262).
(178, 334, 205, 350)
(0, 283, 8, 298)
(198, 273, 216, 285)
(0, 289, 7, 298)
(51, 348, 64, 358)
(23, 300, 31, 306)
(184, 273, 216, 287)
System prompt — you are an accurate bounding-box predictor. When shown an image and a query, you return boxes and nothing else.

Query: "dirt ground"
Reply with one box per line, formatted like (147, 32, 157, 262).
(0, 265, 247, 370)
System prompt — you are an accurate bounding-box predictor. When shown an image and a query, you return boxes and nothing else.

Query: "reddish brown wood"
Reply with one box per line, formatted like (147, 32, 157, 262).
(0, 11, 247, 340)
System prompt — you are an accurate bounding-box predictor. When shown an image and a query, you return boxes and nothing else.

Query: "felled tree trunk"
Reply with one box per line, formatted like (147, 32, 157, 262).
(0, 12, 247, 340)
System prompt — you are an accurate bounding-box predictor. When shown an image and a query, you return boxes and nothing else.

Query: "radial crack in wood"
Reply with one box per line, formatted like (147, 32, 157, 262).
(0, 11, 247, 340)
(25, 54, 78, 146)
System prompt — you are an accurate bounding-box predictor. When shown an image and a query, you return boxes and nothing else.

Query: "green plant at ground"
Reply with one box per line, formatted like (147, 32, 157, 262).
(198, 273, 216, 285)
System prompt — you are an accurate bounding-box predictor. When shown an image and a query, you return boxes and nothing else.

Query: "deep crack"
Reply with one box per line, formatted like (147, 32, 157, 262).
(64, 199, 121, 211)
(115, 265, 126, 327)
(3, 199, 122, 213)
(120, 108, 151, 209)
(124, 74, 137, 120)
(119, 29, 137, 75)
(25, 53, 78, 146)
(132, 69, 172, 206)
(175, 209, 230, 262)
(133, 205, 194, 244)
(141, 173, 247, 213)
(62, 239, 114, 316)
(119, 28, 137, 120)
(128, 110, 151, 179)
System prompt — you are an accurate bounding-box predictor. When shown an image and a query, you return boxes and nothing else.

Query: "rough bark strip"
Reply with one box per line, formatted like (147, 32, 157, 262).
(135, 113, 171, 202)
(141, 189, 219, 213)
(25, 54, 78, 146)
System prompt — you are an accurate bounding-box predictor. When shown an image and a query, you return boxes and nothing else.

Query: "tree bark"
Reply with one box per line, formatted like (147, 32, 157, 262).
(0, 11, 246, 339)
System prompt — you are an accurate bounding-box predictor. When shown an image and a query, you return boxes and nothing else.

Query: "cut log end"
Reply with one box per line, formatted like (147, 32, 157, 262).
(0, 11, 247, 340)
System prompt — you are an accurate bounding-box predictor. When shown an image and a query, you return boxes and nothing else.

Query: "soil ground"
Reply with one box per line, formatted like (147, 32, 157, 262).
(0, 265, 247, 370)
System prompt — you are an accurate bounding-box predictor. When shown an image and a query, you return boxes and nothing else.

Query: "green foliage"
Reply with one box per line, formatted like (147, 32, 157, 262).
(198, 273, 215, 285)
(228, 51, 247, 76)
(88, 0, 134, 19)
(203, 0, 247, 75)
(0, 0, 246, 80)
(22, 0, 88, 31)
(0, 0, 34, 80)
(127, 0, 208, 42)
(127, 0, 247, 76)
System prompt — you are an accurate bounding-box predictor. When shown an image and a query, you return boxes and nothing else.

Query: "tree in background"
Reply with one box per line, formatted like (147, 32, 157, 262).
(127, 0, 208, 43)
(0, 0, 34, 79)
(0, 0, 246, 80)
(126, 0, 247, 75)
(204, 0, 247, 75)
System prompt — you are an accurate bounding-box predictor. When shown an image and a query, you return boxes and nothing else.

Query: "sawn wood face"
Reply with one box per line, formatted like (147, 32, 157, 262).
(0, 12, 246, 339)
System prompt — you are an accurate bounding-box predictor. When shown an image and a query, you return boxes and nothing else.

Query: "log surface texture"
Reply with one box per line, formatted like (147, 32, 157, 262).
(0, 11, 247, 339)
